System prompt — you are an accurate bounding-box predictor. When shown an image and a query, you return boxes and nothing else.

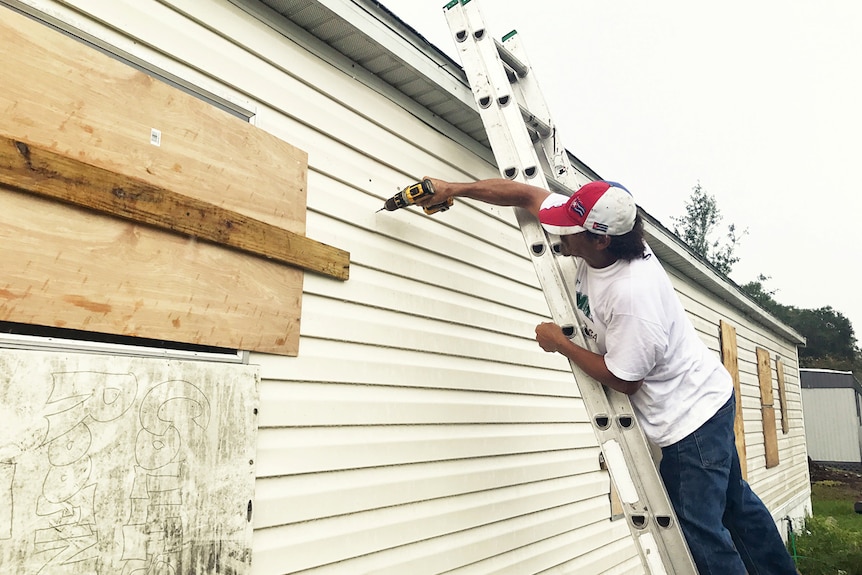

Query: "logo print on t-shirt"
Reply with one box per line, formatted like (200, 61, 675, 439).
(576, 292, 591, 320)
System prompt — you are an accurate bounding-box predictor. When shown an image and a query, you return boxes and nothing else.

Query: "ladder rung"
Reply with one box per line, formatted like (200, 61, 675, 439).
(495, 38, 528, 78)
(519, 105, 551, 139)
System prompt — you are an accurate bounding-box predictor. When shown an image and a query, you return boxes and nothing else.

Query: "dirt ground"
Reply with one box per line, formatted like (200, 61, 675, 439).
(808, 458, 862, 501)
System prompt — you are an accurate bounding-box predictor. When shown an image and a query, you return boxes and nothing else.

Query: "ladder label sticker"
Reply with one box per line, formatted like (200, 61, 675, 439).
(602, 440, 639, 504)
(641, 533, 670, 575)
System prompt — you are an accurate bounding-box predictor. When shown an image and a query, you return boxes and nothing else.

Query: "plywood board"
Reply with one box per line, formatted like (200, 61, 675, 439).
(756, 347, 780, 468)
(719, 320, 747, 478)
(0, 6, 323, 355)
(0, 348, 259, 574)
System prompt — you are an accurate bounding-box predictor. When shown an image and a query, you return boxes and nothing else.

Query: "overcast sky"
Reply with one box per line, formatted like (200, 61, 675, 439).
(380, 0, 862, 342)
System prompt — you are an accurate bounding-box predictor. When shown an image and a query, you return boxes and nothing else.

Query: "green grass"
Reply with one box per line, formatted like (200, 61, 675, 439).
(789, 481, 862, 575)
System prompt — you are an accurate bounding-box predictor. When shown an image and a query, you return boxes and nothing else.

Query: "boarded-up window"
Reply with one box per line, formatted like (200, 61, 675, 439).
(756, 347, 780, 468)
(720, 320, 748, 479)
(0, 347, 259, 573)
(0, 8, 347, 357)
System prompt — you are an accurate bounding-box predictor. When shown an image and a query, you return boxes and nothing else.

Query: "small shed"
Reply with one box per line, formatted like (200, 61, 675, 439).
(800, 368, 862, 470)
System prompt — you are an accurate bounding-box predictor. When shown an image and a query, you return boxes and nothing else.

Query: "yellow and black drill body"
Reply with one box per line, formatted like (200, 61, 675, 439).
(378, 179, 453, 215)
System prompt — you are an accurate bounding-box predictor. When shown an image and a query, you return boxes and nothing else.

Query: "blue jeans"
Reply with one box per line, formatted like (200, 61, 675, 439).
(660, 395, 798, 574)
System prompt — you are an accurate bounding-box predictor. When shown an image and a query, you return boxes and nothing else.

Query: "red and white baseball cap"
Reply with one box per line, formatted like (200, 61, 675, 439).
(538, 180, 636, 236)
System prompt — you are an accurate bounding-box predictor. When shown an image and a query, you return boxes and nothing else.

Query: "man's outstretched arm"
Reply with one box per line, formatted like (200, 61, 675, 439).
(418, 177, 550, 217)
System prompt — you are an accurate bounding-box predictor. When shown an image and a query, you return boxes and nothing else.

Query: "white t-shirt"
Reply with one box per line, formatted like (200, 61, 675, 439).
(574, 243, 733, 447)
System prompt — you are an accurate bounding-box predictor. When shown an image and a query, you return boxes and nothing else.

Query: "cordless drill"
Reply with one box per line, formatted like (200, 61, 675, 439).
(377, 179, 453, 215)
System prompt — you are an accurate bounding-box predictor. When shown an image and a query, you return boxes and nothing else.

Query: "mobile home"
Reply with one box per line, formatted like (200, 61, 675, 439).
(801, 368, 862, 471)
(0, 1, 810, 573)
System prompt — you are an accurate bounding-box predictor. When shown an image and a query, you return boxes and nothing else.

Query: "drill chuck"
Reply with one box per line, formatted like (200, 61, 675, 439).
(382, 192, 411, 211)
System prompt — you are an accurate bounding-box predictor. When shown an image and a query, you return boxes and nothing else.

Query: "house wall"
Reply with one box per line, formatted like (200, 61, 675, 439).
(802, 387, 862, 465)
(1, 0, 809, 572)
(664, 265, 811, 534)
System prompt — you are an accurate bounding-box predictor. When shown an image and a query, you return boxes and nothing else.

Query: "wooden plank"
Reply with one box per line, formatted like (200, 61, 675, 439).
(756, 348, 775, 405)
(0, 6, 328, 355)
(720, 320, 748, 478)
(756, 347, 780, 468)
(0, 138, 349, 280)
(776, 357, 790, 434)
(761, 406, 779, 469)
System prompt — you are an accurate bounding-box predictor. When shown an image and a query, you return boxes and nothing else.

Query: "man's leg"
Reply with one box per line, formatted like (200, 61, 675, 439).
(660, 397, 746, 575)
(722, 444, 798, 574)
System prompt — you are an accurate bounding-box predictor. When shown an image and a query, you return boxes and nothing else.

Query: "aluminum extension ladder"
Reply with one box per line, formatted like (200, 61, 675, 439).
(443, 1, 698, 573)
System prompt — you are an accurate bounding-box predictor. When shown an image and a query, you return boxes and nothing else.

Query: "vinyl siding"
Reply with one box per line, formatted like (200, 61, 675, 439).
(664, 264, 810, 517)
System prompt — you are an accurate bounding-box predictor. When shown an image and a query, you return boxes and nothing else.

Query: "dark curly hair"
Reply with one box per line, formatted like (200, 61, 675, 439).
(585, 213, 646, 261)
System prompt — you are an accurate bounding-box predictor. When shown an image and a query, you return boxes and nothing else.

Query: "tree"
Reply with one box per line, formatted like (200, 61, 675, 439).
(740, 274, 783, 315)
(789, 306, 857, 362)
(741, 275, 861, 377)
(671, 182, 747, 275)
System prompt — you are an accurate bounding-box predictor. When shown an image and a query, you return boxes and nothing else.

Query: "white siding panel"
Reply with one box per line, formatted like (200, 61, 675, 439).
(803, 388, 861, 463)
(304, 175, 539, 290)
(298, 297, 551, 367)
(256, 423, 596, 476)
(253, 497, 615, 575)
(538, 536, 644, 575)
(254, 450, 601, 526)
(381, 520, 639, 575)
(302, 238, 546, 322)
(305, 265, 546, 337)
(257, 382, 587, 427)
(254, 339, 576, 397)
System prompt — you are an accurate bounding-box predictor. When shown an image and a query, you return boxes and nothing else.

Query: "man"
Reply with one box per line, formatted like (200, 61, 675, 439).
(417, 177, 798, 575)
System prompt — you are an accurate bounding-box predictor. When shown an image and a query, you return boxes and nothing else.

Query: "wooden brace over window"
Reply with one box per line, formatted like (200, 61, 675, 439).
(720, 320, 748, 479)
(756, 347, 780, 468)
(0, 7, 349, 356)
